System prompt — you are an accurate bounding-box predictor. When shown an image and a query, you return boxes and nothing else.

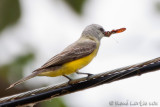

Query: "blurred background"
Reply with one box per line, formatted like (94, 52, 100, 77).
(0, 0, 160, 107)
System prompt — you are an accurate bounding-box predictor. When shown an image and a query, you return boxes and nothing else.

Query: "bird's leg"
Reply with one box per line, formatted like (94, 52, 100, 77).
(63, 75, 72, 84)
(76, 71, 93, 77)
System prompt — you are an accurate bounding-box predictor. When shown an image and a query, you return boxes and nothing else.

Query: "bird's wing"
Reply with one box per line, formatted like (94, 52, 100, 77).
(37, 39, 97, 70)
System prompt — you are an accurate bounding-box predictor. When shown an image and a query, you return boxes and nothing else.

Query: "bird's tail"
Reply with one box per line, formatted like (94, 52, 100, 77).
(6, 72, 38, 90)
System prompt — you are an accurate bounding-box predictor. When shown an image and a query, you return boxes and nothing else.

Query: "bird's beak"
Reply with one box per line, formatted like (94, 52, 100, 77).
(104, 28, 126, 37)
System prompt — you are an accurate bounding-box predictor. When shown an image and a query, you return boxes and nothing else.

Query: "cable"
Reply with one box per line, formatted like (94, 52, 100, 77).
(0, 57, 160, 107)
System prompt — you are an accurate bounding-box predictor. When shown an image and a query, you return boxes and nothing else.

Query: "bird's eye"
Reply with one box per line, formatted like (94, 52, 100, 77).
(99, 28, 104, 32)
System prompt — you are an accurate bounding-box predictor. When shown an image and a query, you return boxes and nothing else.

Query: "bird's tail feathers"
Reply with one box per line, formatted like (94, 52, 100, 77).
(6, 72, 38, 90)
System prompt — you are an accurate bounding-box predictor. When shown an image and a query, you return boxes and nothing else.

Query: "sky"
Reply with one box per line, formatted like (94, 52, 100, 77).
(0, 0, 160, 107)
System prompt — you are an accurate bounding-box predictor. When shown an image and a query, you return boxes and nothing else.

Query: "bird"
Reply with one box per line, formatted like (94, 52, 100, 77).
(7, 24, 126, 89)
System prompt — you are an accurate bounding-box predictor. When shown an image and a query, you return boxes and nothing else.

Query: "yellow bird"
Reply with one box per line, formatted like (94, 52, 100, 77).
(8, 24, 126, 89)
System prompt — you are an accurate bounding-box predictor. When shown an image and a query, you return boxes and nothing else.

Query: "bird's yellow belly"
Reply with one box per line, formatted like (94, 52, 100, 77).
(39, 49, 98, 77)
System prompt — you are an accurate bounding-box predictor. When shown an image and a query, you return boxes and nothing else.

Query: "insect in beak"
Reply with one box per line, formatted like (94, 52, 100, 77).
(105, 28, 126, 37)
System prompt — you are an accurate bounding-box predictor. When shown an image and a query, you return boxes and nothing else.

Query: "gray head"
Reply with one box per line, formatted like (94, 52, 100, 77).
(81, 24, 106, 41)
(81, 24, 126, 41)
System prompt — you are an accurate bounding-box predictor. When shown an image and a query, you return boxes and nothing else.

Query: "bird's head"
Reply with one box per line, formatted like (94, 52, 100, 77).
(82, 24, 126, 41)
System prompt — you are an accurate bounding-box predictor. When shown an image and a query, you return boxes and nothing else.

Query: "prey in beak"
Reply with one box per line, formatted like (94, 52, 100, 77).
(105, 28, 126, 37)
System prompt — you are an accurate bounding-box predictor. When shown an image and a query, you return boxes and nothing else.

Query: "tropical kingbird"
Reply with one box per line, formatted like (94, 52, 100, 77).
(8, 24, 126, 89)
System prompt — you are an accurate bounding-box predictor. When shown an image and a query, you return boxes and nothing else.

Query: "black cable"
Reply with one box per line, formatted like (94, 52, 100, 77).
(0, 57, 160, 107)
